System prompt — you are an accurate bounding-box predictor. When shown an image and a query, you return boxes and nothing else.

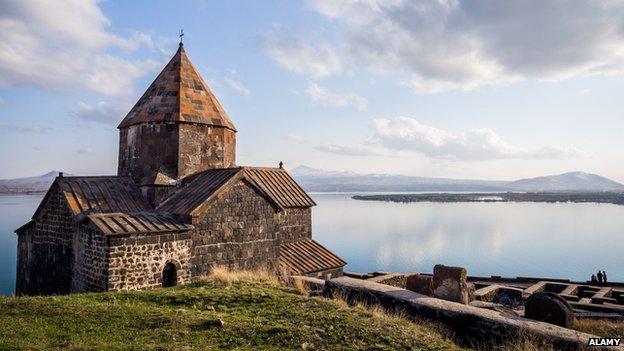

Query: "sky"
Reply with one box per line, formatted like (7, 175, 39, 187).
(1, 0, 623, 182)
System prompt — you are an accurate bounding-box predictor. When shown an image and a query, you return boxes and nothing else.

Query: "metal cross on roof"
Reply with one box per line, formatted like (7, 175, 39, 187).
(179, 29, 184, 43)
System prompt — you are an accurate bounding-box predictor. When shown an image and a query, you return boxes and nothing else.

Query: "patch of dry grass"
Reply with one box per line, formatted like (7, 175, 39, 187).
(290, 276, 309, 296)
(200, 266, 278, 285)
(492, 336, 556, 351)
(574, 318, 624, 339)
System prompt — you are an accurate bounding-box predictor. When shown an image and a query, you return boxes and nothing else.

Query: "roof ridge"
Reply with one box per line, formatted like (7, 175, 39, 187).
(86, 210, 171, 217)
(241, 166, 283, 171)
(57, 175, 122, 179)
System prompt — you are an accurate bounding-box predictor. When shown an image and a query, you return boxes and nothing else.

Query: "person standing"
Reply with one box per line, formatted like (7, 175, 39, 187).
(603, 271, 608, 284)
(597, 270, 603, 285)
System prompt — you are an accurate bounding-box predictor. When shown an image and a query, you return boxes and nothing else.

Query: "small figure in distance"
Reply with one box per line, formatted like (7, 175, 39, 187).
(603, 270, 608, 284)
(597, 270, 603, 285)
(591, 274, 598, 284)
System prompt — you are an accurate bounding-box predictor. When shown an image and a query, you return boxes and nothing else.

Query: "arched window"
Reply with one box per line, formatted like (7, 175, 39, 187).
(162, 262, 177, 287)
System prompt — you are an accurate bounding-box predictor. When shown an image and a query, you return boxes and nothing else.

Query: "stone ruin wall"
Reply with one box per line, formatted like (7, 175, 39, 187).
(16, 186, 75, 295)
(303, 267, 343, 280)
(177, 123, 236, 179)
(71, 223, 110, 293)
(107, 232, 192, 291)
(118, 123, 180, 183)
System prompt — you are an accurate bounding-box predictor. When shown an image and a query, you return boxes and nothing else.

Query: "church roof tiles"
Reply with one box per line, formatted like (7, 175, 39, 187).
(157, 167, 315, 216)
(243, 168, 316, 209)
(58, 176, 151, 216)
(117, 43, 236, 131)
(33, 176, 151, 220)
(279, 240, 346, 276)
(86, 212, 193, 236)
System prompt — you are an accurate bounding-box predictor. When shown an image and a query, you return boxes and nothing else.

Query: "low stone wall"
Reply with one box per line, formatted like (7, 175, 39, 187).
(324, 277, 616, 350)
(367, 273, 407, 288)
(302, 267, 343, 280)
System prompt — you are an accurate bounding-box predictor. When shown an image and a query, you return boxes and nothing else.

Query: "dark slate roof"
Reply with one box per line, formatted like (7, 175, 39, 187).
(86, 212, 193, 236)
(243, 168, 316, 209)
(118, 43, 236, 131)
(33, 176, 152, 219)
(59, 176, 151, 216)
(157, 167, 315, 216)
(157, 168, 241, 215)
(279, 240, 346, 275)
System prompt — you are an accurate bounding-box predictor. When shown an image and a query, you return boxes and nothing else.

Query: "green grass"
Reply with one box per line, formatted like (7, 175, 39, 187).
(0, 277, 468, 350)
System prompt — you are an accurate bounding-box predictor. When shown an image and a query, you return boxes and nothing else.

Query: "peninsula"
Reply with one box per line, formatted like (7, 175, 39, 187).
(352, 192, 624, 205)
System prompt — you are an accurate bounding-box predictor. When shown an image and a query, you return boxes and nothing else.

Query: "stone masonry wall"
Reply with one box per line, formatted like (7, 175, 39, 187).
(17, 185, 75, 295)
(192, 180, 280, 276)
(278, 208, 312, 244)
(71, 223, 109, 293)
(15, 226, 34, 295)
(118, 123, 236, 185)
(140, 185, 178, 208)
(118, 123, 179, 184)
(177, 124, 236, 179)
(191, 180, 315, 278)
(107, 232, 192, 290)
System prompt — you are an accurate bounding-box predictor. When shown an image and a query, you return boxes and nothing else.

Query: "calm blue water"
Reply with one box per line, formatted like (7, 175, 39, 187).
(311, 193, 624, 283)
(1, 193, 623, 295)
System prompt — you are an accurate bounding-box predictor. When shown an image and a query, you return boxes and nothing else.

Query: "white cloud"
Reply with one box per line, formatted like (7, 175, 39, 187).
(372, 117, 583, 160)
(315, 140, 395, 157)
(305, 82, 368, 110)
(307, 0, 624, 93)
(0, 97, 4, 105)
(0, 0, 160, 95)
(264, 31, 343, 79)
(74, 101, 130, 125)
(224, 77, 250, 96)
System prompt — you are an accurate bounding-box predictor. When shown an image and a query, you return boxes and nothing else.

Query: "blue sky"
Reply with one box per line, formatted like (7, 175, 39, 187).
(1, 0, 623, 182)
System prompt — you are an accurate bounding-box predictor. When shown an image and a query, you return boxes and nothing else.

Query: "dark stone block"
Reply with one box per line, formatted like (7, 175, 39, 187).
(525, 292, 575, 328)
(432, 264, 470, 304)
(406, 274, 432, 295)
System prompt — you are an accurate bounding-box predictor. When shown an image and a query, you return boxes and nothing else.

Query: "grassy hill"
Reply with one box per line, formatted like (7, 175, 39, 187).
(0, 270, 467, 351)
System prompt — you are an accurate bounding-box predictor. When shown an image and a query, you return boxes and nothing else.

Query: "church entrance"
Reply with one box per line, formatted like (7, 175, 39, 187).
(162, 262, 177, 287)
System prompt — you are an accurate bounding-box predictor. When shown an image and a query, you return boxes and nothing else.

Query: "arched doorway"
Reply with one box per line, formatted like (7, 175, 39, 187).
(162, 262, 177, 287)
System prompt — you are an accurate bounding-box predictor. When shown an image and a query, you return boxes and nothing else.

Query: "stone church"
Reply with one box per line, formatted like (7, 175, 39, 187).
(14, 42, 346, 295)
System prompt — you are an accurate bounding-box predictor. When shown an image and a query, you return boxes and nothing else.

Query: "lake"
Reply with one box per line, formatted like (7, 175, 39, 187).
(1, 193, 623, 295)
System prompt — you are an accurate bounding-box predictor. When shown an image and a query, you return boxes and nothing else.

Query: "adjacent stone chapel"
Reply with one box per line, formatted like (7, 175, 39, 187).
(14, 42, 346, 295)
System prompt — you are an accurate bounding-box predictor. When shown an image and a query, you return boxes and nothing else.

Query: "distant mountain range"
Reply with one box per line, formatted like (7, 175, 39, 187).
(0, 171, 70, 194)
(1, 168, 623, 194)
(290, 166, 624, 192)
